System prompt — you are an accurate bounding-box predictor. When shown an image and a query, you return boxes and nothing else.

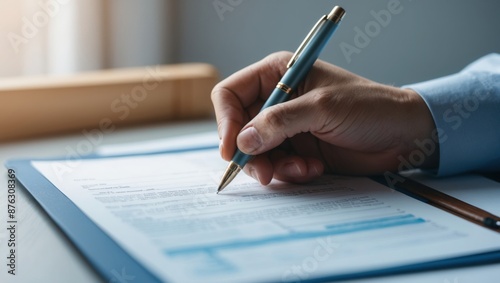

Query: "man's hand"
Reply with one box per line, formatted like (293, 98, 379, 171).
(212, 51, 436, 185)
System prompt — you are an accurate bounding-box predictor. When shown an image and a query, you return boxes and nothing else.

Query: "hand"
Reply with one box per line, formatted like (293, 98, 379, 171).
(211, 51, 436, 185)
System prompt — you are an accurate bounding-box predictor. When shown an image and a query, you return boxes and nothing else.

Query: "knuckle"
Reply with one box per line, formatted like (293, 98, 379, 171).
(264, 51, 294, 66)
(311, 89, 336, 112)
(210, 84, 226, 103)
(210, 87, 218, 102)
(261, 105, 294, 136)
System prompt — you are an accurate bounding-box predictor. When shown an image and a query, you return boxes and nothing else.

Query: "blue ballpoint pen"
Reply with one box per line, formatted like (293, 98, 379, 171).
(217, 6, 346, 194)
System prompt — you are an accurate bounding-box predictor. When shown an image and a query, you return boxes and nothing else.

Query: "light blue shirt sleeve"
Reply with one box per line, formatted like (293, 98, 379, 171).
(403, 53, 500, 176)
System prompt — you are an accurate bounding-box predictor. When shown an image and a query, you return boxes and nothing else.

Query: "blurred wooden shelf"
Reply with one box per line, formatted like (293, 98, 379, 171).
(0, 63, 219, 141)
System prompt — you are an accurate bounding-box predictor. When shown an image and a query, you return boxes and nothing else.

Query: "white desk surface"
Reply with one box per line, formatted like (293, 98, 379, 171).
(0, 120, 499, 283)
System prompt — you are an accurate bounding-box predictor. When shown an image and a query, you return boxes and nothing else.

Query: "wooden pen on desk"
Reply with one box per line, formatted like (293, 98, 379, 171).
(394, 176, 500, 230)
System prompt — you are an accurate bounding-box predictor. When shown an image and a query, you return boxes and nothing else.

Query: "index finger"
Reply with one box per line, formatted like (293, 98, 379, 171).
(211, 52, 291, 160)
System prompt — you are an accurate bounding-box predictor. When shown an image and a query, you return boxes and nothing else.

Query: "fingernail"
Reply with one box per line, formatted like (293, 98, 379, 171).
(238, 127, 263, 154)
(284, 162, 303, 177)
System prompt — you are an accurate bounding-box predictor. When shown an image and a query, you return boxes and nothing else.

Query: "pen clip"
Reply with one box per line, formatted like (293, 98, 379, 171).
(287, 15, 327, 69)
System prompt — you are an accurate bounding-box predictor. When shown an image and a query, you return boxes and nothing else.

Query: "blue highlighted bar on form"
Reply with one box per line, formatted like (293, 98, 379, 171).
(165, 214, 425, 256)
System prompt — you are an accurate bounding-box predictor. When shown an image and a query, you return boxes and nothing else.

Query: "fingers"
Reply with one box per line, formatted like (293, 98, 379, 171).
(243, 153, 324, 185)
(272, 156, 324, 183)
(236, 91, 326, 156)
(242, 155, 274, 185)
(211, 52, 292, 161)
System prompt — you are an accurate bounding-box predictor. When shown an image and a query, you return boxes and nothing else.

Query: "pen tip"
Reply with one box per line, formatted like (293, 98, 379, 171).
(216, 161, 242, 195)
(216, 183, 226, 194)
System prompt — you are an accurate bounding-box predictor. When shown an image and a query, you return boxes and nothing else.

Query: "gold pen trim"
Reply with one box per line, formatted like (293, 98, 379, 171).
(276, 82, 293, 94)
(287, 6, 345, 69)
(287, 15, 327, 69)
(327, 6, 346, 24)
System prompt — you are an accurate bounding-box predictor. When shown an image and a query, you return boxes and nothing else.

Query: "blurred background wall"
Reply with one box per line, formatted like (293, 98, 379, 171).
(1, 0, 173, 76)
(2, 0, 500, 86)
(175, 0, 500, 85)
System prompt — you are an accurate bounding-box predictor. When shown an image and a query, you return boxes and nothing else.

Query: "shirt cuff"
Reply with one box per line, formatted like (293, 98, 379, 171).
(402, 71, 499, 176)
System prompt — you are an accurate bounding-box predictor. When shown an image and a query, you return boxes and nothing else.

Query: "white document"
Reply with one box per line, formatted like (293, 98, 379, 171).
(32, 149, 500, 283)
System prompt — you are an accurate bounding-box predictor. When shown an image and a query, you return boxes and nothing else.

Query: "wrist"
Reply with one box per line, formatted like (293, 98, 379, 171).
(400, 88, 439, 170)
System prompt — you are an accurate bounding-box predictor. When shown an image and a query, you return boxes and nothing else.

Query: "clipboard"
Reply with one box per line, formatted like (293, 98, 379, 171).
(6, 146, 500, 283)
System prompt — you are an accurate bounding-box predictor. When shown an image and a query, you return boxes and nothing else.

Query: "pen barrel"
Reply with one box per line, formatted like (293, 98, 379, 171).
(232, 148, 252, 168)
(233, 86, 299, 168)
(261, 87, 291, 110)
(259, 19, 342, 123)
(397, 177, 500, 229)
(281, 19, 340, 90)
(230, 11, 343, 170)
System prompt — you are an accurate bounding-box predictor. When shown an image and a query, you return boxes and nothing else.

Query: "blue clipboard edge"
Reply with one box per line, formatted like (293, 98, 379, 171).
(4, 146, 217, 283)
(6, 159, 162, 282)
(5, 146, 500, 283)
(307, 249, 500, 283)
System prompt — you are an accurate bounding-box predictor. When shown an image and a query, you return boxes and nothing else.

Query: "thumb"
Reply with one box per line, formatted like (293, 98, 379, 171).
(236, 94, 321, 155)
